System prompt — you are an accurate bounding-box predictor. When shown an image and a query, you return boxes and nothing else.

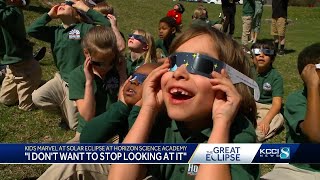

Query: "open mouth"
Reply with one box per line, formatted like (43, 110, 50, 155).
(125, 88, 136, 96)
(169, 87, 194, 101)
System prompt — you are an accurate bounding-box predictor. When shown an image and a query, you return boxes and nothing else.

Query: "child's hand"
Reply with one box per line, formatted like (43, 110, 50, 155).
(301, 64, 320, 88)
(48, 5, 59, 19)
(107, 14, 118, 28)
(210, 69, 241, 128)
(257, 120, 270, 135)
(141, 59, 169, 111)
(72, 0, 89, 12)
(84, 57, 94, 83)
(118, 77, 130, 105)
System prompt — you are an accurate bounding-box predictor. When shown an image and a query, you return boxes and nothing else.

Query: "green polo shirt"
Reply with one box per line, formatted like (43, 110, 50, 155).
(126, 54, 144, 76)
(27, 9, 110, 83)
(68, 65, 119, 133)
(156, 39, 169, 57)
(80, 102, 141, 143)
(255, 68, 284, 104)
(284, 87, 320, 172)
(0, 0, 33, 64)
(242, 0, 255, 16)
(190, 19, 219, 29)
(148, 115, 259, 179)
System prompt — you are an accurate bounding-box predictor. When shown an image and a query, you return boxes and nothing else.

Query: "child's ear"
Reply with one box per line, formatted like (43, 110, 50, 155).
(83, 48, 90, 58)
(172, 27, 176, 34)
(142, 44, 149, 51)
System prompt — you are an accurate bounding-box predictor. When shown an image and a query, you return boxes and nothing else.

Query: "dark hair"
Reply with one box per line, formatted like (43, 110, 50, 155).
(159, 16, 180, 33)
(176, 3, 185, 14)
(170, 26, 257, 126)
(251, 40, 276, 62)
(297, 43, 320, 74)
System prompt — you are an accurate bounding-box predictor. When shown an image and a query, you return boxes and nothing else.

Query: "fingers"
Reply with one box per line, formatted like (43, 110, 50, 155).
(107, 14, 116, 19)
(145, 59, 170, 82)
(210, 70, 241, 103)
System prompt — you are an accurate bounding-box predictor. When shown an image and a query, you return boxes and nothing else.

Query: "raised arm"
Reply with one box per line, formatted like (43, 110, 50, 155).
(108, 61, 170, 180)
(75, 57, 96, 121)
(107, 14, 125, 52)
(72, 0, 110, 26)
(300, 64, 320, 142)
(26, 5, 58, 42)
(196, 70, 241, 180)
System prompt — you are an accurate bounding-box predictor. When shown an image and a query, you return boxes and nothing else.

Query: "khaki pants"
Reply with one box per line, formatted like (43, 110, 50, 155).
(0, 59, 41, 111)
(32, 73, 78, 130)
(261, 164, 320, 180)
(37, 164, 111, 180)
(242, 16, 252, 45)
(271, 17, 287, 36)
(40, 137, 119, 180)
(256, 102, 284, 142)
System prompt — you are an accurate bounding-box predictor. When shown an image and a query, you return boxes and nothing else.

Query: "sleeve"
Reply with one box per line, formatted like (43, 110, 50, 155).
(0, 1, 18, 25)
(68, 66, 86, 100)
(284, 93, 307, 135)
(229, 116, 260, 180)
(86, 9, 110, 27)
(26, 13, 55, 43)
(272, 73, 284, 98)
(127, 106, 141, 128)
(80, 101, 131, 143)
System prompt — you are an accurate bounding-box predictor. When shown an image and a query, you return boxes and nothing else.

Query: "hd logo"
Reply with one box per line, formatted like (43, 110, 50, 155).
(259, 147, 290, 159)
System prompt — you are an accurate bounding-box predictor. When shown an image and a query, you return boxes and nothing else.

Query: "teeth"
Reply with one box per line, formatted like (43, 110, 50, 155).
(170, 88, 189, 96)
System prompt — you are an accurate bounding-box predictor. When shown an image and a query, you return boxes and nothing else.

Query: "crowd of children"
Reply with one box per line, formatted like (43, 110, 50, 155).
(1, 0, 319, 179)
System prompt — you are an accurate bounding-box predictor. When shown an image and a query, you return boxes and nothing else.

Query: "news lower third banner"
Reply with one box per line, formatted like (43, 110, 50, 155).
(0, 143, 317, 164)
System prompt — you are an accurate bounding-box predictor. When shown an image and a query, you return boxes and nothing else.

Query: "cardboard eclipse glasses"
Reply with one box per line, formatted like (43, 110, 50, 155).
(169, 52, 260, 101)
(128, 34, 147, 44)
(252, 48, 275, 56)
(129, 73, 147, 85)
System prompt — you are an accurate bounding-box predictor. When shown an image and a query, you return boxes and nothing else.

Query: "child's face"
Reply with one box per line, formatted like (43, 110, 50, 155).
(161, 34, 218, 122)
(86, 50, 115, 75)
(123, 65, 156, 106)
(57, 3, 75, 17)
(252, 49, 273, 71)
(127, 31, 147, 52)
(173, 5, 179, 10)
(158, 22, 174, 40)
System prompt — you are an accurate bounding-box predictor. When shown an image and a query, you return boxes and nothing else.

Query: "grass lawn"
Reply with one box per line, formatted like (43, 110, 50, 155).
(0, 0, 320, 179)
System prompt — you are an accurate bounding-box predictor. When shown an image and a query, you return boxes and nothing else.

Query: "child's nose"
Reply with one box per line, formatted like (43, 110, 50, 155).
(172, 65, 189, 80)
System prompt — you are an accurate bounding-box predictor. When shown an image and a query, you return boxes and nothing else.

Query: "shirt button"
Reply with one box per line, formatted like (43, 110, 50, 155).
(179, 167, 185, 173)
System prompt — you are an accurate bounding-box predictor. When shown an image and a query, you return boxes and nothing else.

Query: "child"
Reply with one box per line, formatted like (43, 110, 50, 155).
(92, 2, 126, 53)
(221, 0, 237, 37)
(261, 43, 320, 179)
(166, 3, 185, 27)
(271, 0, 289, 55)
(27, 0, 110, 130)
(251, 41, 284, 142)
(68, 26, 120, 143)
(0, 0, 42, 111)
(109, 26, 259, 179)
(250, 0, 264, 44)
(191, 6, 222, 31)
(126, 29, 157, 76)
(241, 0, 255, 45)
(38, 64, 160, 179)
(156, 17, 179, 59)
(80, 63, 160, 143)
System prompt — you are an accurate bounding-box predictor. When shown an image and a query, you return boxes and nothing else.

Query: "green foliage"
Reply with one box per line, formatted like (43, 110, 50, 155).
(0, 0, 320, 179)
